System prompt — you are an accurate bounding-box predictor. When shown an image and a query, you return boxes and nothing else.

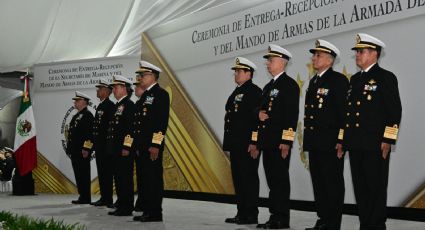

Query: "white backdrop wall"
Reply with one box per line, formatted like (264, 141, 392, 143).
(32, 56, 139, 184)
(146, 0, 425, 206)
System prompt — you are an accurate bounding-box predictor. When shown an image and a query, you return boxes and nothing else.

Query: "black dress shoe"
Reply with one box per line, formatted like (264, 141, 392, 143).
(91, 199, 101, 205)
(92, 200, 108, 206)
(225, 216, 239, 224)
(136, 214, 162, 222)
(107, 203, 116, 209)
(114, 210, 133, 216)
(315, 224, 329, 230)
(305, 223, 328, 230)
(257, 220, 290, 229)
(134, 206, 144, 212)
(133, 214, 144, 221)
(237, 216, 258, 225)
(108, 209, 132, 216)
(108, 210, 118, 215)
(71, 200, 91, 204)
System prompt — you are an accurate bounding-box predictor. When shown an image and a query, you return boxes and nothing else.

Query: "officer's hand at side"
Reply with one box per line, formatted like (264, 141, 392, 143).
(279, 144, 290, 159)
(335, 143, 344, 159)
(82, 150, 90, 158)
(121, 149, 130, 157)
(381, 142, 391, 159)
(259, 110, 269, 121)
(149, 147, 159, 161)
(247, 144, 259, 159)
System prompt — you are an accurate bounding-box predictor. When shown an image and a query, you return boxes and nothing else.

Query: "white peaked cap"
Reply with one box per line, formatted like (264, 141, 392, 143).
(263, 44, 292, 60)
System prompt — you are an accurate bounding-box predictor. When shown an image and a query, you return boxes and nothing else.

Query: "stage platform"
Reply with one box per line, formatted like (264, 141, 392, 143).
(0, 193, 423, 229)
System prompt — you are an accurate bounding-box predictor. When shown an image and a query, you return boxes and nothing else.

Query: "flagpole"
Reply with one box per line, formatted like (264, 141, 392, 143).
(13, 70, 37, 195)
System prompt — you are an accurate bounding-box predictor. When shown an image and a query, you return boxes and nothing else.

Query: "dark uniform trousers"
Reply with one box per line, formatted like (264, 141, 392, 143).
(67, 107, 94, 202)
(92, 98, 115, 204)
(131, 83, 170, 217)
(133, 99, 145, 211)
(344, 64, 402, 230)
(106, 96, 136, 212)
(223, 80, 262, 218)
(257, 73, 299, 224)
(303, 68, 348, 230)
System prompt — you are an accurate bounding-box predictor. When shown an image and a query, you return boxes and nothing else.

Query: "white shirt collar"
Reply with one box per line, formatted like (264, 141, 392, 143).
(146, 82, 157, 91)
(116, 95, 127, 103)
(317, 68, 330, 77)
(363, 62, 377, 73)
(273, 71, 285, 81)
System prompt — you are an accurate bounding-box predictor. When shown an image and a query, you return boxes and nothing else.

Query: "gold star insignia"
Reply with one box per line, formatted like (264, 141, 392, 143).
(296, 73, 305, 97)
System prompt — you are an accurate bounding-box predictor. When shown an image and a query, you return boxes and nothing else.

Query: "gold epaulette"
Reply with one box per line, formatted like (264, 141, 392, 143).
(83, 140, 93, 149)
(251, 131, 258, 141)
(282, 128, 295, 141)
(383, 125, 399, 140)
(338, 129, 344, 140)
(123, 135, 134, 147)
(152, 132, 165, 145)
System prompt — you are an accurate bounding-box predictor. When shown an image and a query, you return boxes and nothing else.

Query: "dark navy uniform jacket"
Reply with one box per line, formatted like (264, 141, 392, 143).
(343, 64, 402, 151)
(106, 96, 135, 155)
(303, 68, 349, 151)
(223, 80, 262, 152)
(67, 107, 94, 156)
(131, 83, 170, 152)
(257, 72, 300, 150)
(91, 98, 115, 153)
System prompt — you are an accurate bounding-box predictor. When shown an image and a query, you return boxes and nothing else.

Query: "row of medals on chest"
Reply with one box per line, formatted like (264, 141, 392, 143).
(232, 82, 375, 112)
(313, 82, 375, 109)
(110, 107, 149, 126)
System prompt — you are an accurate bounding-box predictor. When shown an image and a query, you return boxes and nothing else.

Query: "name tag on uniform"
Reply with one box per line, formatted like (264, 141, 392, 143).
(317, 88, 329, 95)
(97, 110, 104, 116)
(234, 94, 244, 102)
(364, 84, 377, 91)
(145, 96, 154, 104)
(270, 89, 279, 97)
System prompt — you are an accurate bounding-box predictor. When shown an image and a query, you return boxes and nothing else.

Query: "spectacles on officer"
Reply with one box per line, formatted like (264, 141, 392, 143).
(139, 72, 154, 77)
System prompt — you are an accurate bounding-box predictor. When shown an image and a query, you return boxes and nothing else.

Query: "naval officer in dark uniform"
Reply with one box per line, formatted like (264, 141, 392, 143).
(344, 33, 402, 230)
(132, 67, 146, 213)
(68, 91, 94, 204)
(106, 75, 136, 216)
(223, 57, 262, 225)
(132, 61, 170, 222)
(256, 44, 300, 229)
(89, 78, 115, 207)
(303, 40, 348, 230)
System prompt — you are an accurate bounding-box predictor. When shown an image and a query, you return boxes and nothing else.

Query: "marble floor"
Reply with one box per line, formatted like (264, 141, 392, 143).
(0, 193, 424, 230)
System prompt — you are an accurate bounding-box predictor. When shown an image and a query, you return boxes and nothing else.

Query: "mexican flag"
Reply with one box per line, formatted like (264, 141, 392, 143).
(13, 75, 37, 176)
